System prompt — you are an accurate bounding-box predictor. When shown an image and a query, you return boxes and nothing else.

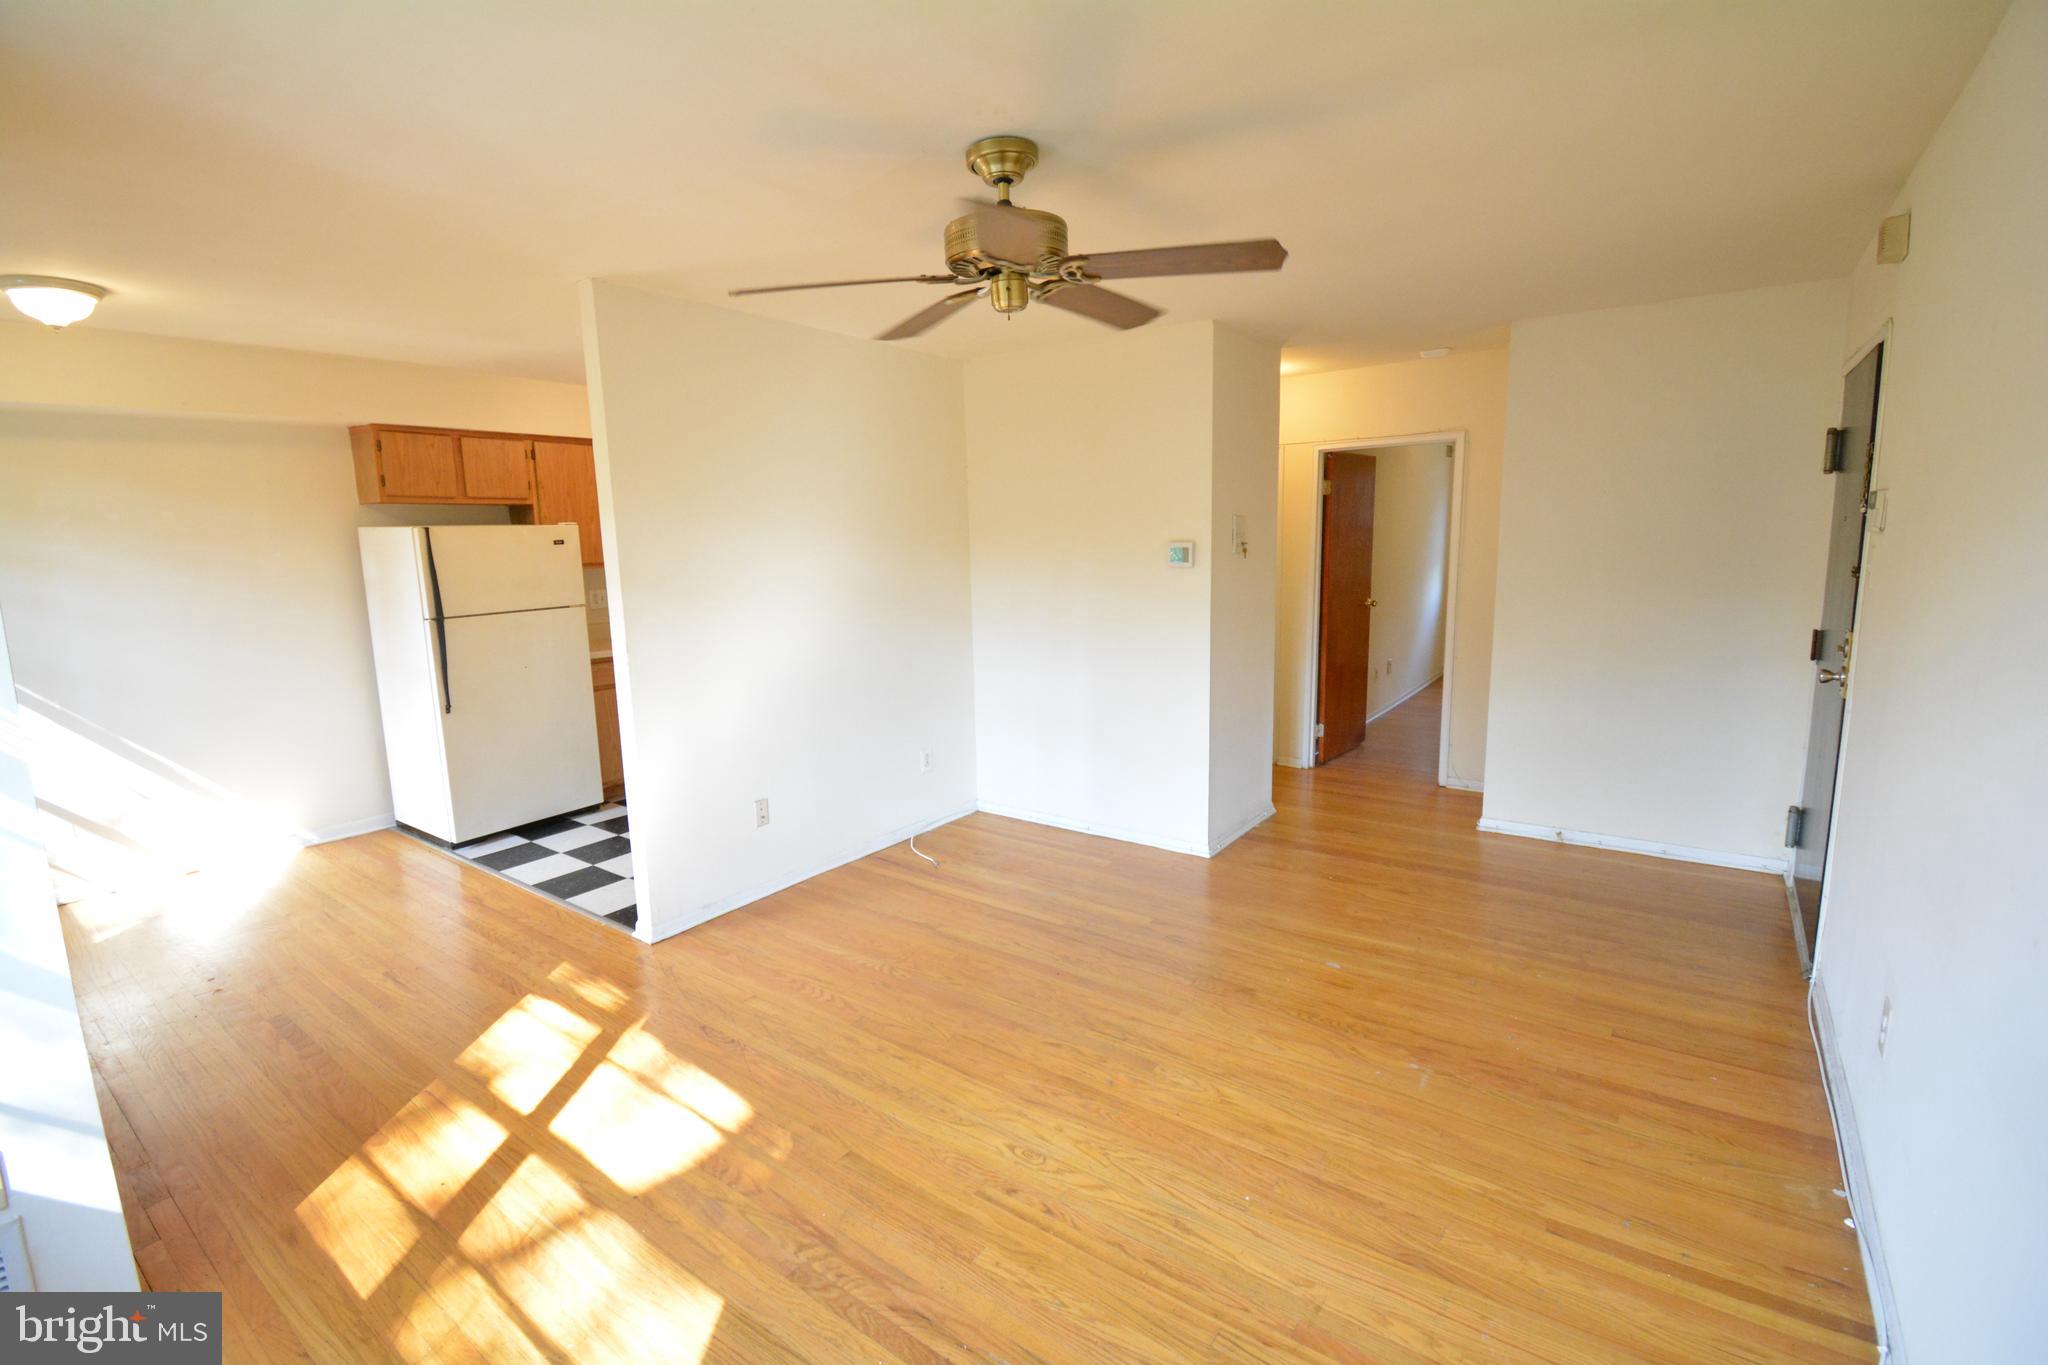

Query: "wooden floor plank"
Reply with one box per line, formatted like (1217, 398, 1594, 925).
(61, 683, 1871, 1361)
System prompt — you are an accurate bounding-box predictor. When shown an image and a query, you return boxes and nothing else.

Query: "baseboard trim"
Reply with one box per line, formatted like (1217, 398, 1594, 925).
(302, 814, 396, 845)
(1367, 672, 1442, 725)
(1440, 776, 1484, 793)
(975, 801, 1212, 858)
(1809, 975, 1902, 1358)
(1474, 817, 1789, 874)
(1207, 802, 1276, 857)
(644, 803, 978, 943)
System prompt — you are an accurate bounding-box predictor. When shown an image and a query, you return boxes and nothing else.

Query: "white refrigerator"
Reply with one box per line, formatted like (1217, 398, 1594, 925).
(358, 525, 602, 844)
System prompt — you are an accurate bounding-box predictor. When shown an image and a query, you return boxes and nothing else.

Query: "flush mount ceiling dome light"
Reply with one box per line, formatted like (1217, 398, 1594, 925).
(2, 275, 108, 328)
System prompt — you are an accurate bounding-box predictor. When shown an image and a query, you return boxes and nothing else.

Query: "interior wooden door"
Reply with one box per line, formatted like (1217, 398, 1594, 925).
(377, 430, 462, 500)
(1791, 342, 1883, 972)
(533, 440, 604, 565)
(1316, 452, 1377, 763)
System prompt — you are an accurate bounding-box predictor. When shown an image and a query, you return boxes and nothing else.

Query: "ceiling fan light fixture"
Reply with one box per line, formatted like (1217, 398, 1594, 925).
(2, 274, 108, 328)
(728, 136, 1287, 341)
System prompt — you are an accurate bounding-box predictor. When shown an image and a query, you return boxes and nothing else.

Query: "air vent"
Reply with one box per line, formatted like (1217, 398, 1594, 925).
(1877, 213, 1911, 264)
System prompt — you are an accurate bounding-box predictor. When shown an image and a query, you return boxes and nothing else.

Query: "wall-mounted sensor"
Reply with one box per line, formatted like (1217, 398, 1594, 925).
(1231, 514, 1248, 558)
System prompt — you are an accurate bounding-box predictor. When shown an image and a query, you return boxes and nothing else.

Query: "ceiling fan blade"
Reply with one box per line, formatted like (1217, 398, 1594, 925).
(876, 286, 984, 341)
(1063, 238, 1288, 281)
(729, 274, 959, 297)
(1037, 283, 1161, 331)
(957, 198, 1050, 266)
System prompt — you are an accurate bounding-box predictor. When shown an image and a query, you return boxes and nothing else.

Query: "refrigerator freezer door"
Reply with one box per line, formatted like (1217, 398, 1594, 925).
(439, 605, 603, 842)
(423, 524, 587, 618)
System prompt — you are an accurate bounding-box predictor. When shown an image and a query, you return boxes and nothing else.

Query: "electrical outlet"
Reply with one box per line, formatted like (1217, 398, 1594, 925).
(919, 750, 932, 774)
(1877, 997, 1892, 1055)
(754, 798, 770, 828)
(587, 587, 608, 610)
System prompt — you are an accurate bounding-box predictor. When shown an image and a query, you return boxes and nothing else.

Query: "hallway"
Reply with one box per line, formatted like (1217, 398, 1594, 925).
(65, 682, 1871, 1361)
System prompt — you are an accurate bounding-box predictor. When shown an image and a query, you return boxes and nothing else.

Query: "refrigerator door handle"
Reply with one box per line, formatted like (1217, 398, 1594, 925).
(423, 528, 453, 714)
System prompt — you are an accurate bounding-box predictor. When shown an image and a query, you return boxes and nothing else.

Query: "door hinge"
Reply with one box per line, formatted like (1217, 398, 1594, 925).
(1785, 805, 1806, 849)
(1822, 427, 1846, 473)
(1320, 479, 1332, 496)
(1809, 628, 1825, 661)
(374, 436, 383, 453)
(1314, 722, 1326, 738)
(378, 474, 386, 487)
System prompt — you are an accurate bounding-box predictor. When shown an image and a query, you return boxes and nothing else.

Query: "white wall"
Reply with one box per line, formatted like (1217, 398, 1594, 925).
(0, 320, 590, 433)
(0, 412, 511, 846)
(0, 607, 139, 1291)
(1813, 2, 2048, 1355)
(1206, 326, 1284, 849)
(0, 329, 591, 858)
(965, 321, 1278, 856)
(580, 283, 977, 942)
(1480, 280, 1847, 866)
(1277, 349, 1506, 781)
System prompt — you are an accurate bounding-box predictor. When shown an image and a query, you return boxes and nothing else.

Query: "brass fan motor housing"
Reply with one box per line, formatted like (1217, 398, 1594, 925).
(944, 205, 1068, 278)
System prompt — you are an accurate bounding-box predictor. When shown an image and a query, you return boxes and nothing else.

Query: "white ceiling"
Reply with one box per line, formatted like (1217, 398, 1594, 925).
(0, 1, 2007, 383)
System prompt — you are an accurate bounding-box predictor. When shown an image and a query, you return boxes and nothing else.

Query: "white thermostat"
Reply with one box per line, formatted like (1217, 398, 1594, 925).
(1166, 540, 1195, 567)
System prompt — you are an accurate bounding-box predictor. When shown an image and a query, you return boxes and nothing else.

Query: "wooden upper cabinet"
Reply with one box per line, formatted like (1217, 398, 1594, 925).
(531, 440, 604, 565)
(350, 424, 555, 507)
(364, 428, 461, 501)
(459, 436, 534, 501)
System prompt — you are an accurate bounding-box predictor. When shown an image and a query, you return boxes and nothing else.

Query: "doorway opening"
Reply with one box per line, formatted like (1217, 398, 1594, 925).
(1311, 437, 1458, 767)
(1789, 333, 1886, 975)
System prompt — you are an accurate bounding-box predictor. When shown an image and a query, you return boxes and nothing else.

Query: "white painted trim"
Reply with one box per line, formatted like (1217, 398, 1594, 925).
(1440, 776, 1484, 793)
(1367, 671, 1442, 725)
(1206, 802, 1276, 857)
(301, 813, 396, 845)
(1474, 817, 1789, 874)
(976, 801, 1212, 857)
(1292, 430, 1471, 786)
(645, 803, 978, 943)
(1809, 975, 1902, 1358)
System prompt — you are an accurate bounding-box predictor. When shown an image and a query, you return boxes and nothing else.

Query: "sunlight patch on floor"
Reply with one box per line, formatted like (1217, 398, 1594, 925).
(363, 1085, 508, 1217)
(296, 965, 757, 1360)
(456, 993, 602, 1115)
(296, 1155, 421, 1298)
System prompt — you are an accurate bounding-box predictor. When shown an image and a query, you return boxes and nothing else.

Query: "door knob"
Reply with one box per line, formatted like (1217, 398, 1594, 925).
(1365, 597, 1378, 608)
(1817, 668, 1847, 684)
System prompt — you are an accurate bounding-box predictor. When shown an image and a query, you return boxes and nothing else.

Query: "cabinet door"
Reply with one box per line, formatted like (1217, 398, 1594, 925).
(459, 437, 534, 501)
(533, 440, 604, 565)
(378, 430, 462, 500)
(591, 667, 624, 797)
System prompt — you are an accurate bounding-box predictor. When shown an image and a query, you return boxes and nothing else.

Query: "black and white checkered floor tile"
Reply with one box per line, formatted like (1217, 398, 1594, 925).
(451, 803, 635, 931)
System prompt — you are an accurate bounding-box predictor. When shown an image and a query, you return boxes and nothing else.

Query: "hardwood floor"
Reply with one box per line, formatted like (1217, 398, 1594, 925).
(64, 682, 1873, 1361)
